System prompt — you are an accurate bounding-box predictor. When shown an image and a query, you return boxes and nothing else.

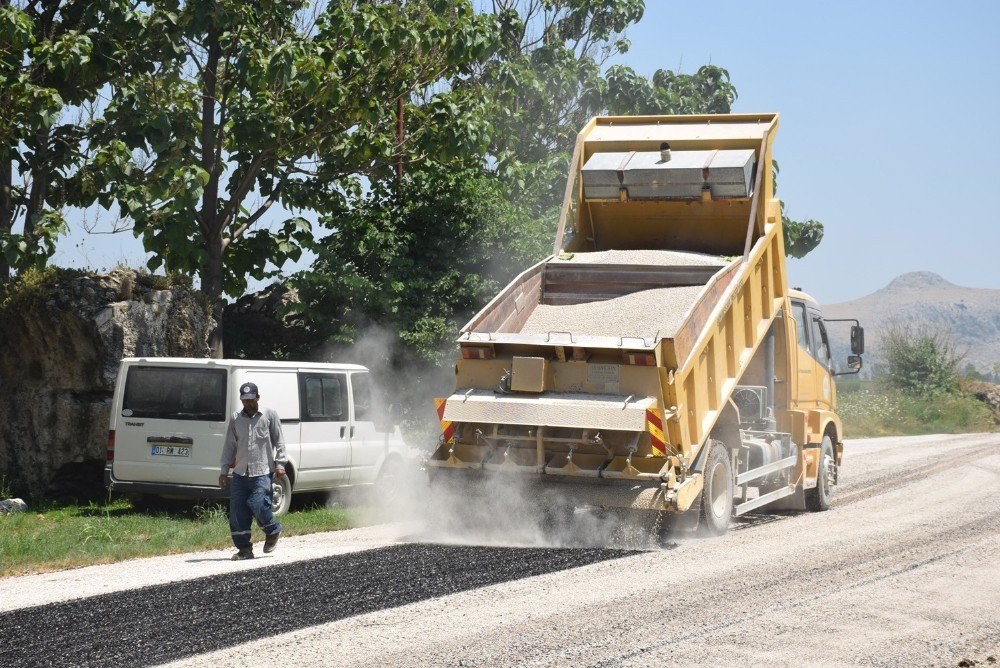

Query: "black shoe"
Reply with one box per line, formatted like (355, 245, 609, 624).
(231, 547, 254, 561)
(263, 531, 280, 554)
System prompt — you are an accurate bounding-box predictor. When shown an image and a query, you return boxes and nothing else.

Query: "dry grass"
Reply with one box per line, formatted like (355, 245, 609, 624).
(837, 382, 997, 438)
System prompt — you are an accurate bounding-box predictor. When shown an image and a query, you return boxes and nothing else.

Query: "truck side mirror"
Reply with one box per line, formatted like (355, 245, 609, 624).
(847, 355, 862, 372)
(850, 326, 865, 355)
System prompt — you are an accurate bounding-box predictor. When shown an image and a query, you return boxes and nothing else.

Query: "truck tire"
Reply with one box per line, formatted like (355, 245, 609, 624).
(806, 435, 836, 512)
(699, 442, 734, 535)
(272, 473, 292, 516)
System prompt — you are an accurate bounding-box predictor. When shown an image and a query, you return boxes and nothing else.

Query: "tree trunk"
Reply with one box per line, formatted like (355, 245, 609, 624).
(24, 126, 50, 246)
(0, 0, 11, 279)
(200, 29, 223, 358)
(0, 156, 11, 281)
(202, 232, 225, 358)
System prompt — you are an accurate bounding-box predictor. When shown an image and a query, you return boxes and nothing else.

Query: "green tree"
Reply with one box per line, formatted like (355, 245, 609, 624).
(603, 64, 737, 115)
(962, 362, 983, 381)
(880, 321, 964, 396)
(297, 165, 547, 364)
(438, 3, 741, 231)
(0, 0, 174, 279)
(92, 0, 495, 356)
(301, 0, 738, 355)
(783, 214, 824, 259)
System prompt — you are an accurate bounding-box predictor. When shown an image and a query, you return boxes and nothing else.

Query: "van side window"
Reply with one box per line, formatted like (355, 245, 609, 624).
(352, 373, 372, 421)
(301, 374, 346, 421)
(792, 301, 810, 352)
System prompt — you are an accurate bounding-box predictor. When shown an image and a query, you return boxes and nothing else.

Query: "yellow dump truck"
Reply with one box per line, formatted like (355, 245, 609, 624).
(430, 114, 865, 533)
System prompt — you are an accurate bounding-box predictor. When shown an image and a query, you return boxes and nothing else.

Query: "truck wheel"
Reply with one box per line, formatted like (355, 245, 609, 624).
(272, 473, 292, 516)
(699, 442, 734, 535)
(806, 435, 836, 512)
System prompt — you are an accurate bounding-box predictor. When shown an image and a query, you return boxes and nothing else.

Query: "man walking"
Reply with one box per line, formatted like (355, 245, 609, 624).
(219, 381, 287, 560)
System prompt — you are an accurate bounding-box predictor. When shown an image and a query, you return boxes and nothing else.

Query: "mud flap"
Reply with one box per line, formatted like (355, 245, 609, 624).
(768, 483, 806, 511)
(670, 474, 703, 513)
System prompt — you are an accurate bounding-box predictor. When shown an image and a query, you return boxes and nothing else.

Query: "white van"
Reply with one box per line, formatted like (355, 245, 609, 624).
(104, 358, 408, 514)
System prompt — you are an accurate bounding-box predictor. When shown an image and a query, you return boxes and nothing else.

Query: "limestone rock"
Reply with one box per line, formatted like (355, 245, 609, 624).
(0, 498, 28, 515)
(0, 269, 212, 499)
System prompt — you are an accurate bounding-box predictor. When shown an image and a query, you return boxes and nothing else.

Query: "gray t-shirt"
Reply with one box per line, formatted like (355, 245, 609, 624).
(220, 406, 287, 477)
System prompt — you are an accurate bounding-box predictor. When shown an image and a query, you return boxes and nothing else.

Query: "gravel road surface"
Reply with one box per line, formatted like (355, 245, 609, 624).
(2, 433, 998, 668)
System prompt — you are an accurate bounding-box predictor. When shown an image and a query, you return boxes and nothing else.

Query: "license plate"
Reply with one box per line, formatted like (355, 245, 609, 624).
(151, 444, 191, 457)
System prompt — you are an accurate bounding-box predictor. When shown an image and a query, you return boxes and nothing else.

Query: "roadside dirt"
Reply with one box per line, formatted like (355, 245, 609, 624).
(1, 433, 997, 667)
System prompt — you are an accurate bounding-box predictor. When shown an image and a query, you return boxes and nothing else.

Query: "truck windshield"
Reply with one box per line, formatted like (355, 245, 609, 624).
(122, 366, 228, 421)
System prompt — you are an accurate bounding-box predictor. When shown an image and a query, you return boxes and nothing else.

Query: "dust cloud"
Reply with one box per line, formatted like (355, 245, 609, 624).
(349, 463, 684, 551)
(316, 328, 683, 551)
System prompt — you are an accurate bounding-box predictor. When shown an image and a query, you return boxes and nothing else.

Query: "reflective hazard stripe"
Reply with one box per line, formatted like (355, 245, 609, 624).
(434, 398, 455, 444)
(646, 408, 666, 456)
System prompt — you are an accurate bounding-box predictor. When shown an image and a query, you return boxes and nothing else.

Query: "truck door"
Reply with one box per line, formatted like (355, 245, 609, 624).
(347, 371, 384, 484)
(791, 300, 821, 408)
(297, 372, 350, 486)
(807, 309, 835, 410)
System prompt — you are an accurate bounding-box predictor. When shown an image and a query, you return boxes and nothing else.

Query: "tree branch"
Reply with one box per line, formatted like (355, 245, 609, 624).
(218, 151, 270, 231)
(223, 181, 282, 249)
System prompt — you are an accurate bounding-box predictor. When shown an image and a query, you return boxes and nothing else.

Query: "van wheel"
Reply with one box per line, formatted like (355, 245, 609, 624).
(128, 494, 160, 513)
(272, 474, 292, 516)
(806, 435, 836, 512)
(373, 457, 404, 506)
(699, 442, 734, 535)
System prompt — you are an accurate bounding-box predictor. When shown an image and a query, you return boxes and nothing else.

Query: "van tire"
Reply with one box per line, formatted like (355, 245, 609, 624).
(805, 435, 836, 512)
(272, 473, 292, 516)
(373, 456, 404, 507)
(128, 493, 160, 513)
(699, 442, 734, 535)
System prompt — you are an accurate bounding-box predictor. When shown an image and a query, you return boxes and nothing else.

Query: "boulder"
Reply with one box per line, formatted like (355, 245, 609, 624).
(0, 498, 28, 514)
(0, 269, 212, 500)
(224, 282, 314, 359)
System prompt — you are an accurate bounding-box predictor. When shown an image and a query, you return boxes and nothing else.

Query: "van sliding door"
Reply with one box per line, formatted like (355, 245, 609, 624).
(348, 372, 384, 484)
(297, 373, 350, 487)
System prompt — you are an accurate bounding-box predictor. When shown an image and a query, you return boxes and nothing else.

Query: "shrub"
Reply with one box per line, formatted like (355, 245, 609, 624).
(879, 321, 964, 396)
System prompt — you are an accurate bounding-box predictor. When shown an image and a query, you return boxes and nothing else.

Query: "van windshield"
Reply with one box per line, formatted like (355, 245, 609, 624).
(123, 366, 228, 421)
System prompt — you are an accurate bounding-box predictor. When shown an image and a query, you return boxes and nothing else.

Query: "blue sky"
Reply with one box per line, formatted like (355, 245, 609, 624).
(53, 1, 1000, 304)
(622, 0, 1000, 303)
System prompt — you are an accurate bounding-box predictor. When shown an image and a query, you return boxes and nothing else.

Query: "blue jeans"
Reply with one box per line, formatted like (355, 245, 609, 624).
(228, 473, 282, 549)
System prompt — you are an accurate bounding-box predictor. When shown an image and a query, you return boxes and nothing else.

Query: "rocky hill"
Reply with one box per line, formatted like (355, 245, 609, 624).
(823, 272, 1000, 375)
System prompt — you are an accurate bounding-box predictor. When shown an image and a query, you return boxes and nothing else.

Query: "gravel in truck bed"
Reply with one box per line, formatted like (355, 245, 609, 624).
(520, 285, 705, 339)
(552, 249, 726, 266)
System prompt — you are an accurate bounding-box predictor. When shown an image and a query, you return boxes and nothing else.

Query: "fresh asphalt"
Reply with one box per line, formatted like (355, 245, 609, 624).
(0, 544, 635, 668)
